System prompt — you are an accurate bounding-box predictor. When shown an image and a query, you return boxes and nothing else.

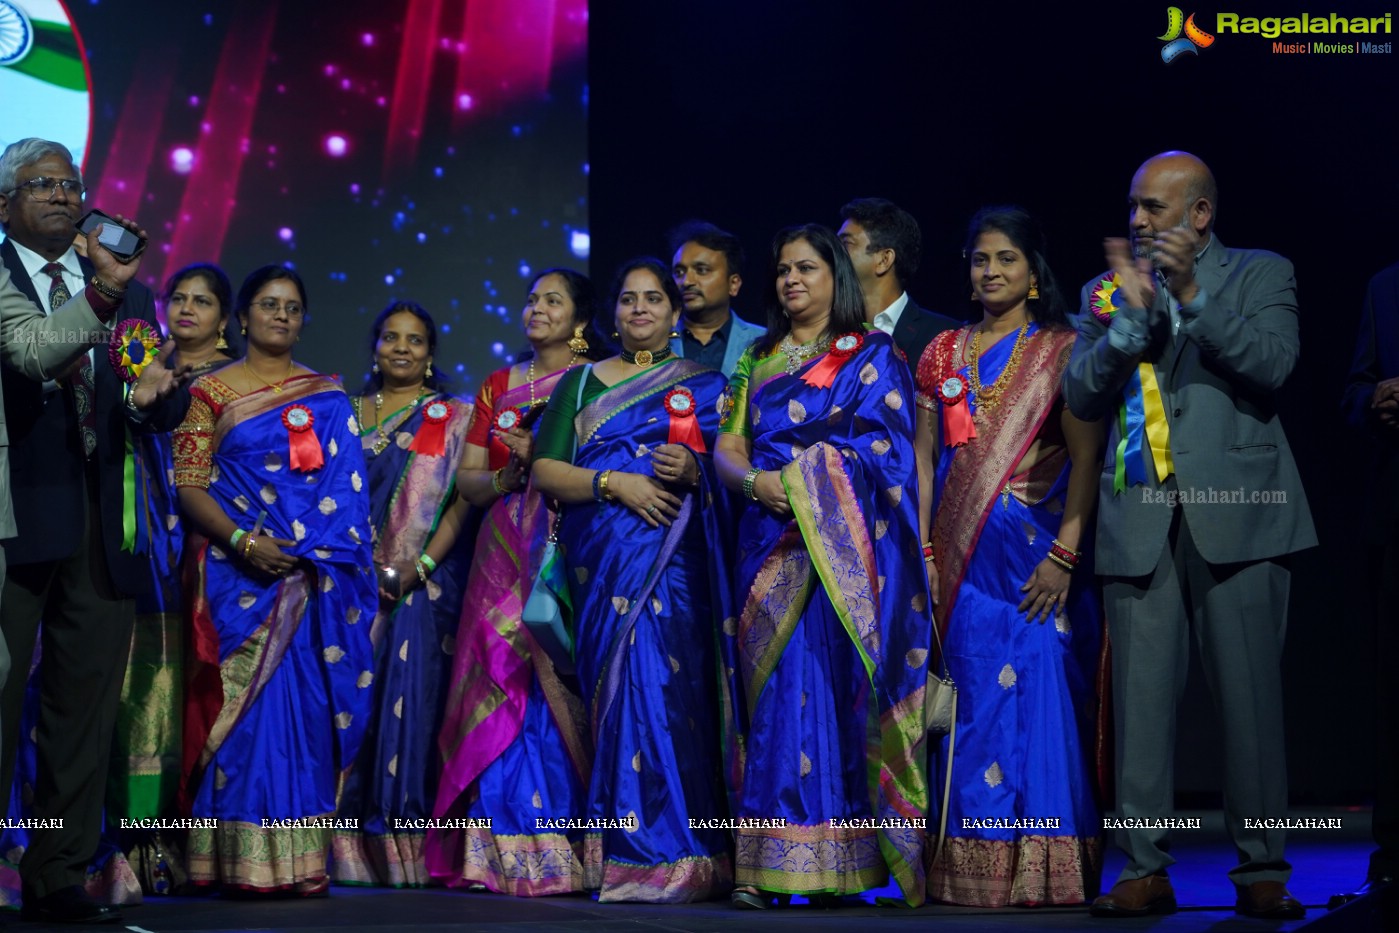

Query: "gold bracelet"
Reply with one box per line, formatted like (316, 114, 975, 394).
(598, 469, 615, 501)
(1046, 551, 1076, 572)
(89, 275, 125, 301)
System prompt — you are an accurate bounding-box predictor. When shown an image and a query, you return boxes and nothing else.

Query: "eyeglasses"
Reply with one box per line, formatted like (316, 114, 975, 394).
(6, 177, 86, 201)
(251, 297, 305, 318)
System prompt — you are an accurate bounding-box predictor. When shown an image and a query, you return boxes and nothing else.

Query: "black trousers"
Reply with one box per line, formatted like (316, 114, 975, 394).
(0, 473, 134, 898)
(1372, 493, 1399, 880)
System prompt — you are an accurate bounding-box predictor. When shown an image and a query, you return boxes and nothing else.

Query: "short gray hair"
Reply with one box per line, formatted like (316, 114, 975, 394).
(0, 138, 80, 194)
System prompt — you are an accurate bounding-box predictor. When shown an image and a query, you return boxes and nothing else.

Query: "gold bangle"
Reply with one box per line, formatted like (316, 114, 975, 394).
(599, 469, 615, 501)
(1046, 551, 1076, 572)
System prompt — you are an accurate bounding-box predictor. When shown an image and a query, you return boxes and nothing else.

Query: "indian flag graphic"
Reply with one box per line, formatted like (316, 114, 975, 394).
(0, 0, 90, 166)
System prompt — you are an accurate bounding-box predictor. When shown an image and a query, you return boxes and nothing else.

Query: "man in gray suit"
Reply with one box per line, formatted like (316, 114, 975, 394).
(0, 211, 149, 924)
(1063, 152, 1316, 921)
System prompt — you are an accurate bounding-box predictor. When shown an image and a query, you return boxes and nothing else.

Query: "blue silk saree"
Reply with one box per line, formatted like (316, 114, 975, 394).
(549, 359, 735, 903)
(332, 392, 473, 886)
(722, 330, 932, 905)
(919, 324, 1103, 905)
(176, 374, 377, 892)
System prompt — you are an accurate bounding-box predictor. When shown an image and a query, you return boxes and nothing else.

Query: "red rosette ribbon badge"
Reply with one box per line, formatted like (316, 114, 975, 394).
(410, 400, 452, 456)
(801, 332, 863, 388)
(664, 386, 705, 452)
(282, 404, 324, 472)
(939, 374, 976, 447)
(108, 318, 163, 384)
(494, 407, 521, 433)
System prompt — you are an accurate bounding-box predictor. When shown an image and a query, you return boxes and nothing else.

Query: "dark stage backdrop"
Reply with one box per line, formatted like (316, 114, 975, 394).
(590, 0, 1395, 803)
(1, 0, 588, 394)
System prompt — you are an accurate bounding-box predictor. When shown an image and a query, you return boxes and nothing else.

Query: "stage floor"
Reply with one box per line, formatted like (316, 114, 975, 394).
(6, 810, 1376, 932)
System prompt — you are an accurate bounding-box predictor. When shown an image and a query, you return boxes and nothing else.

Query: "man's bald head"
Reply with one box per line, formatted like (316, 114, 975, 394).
(1128, 151, 1217, 257)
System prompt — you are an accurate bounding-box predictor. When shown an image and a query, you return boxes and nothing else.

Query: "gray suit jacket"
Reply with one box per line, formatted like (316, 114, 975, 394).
(0, 264, 113, 539)
(1062, 237, 1317, 576)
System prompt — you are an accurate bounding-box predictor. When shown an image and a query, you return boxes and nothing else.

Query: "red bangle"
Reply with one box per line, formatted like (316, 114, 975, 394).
(1048, 538, 1081, 568)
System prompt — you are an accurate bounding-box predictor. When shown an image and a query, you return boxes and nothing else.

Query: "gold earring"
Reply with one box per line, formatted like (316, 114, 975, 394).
(372, 362, 380, 375)
(1028, 283, 1040, 300)
(669, 329, 680, 338)
(426, 361, 433, 378)
(215, 333, 229, 350)
(241, 325, 247, 335)
(611, 331, 619, 339)
(567, 324, 590, 355)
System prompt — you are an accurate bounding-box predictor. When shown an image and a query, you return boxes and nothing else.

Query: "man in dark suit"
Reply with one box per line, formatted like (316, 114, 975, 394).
(1063, 152, 1316, 921)
(837, 197, 960, 367)
(0, 137, 183, 924)
(1333, 261, 1399, 906)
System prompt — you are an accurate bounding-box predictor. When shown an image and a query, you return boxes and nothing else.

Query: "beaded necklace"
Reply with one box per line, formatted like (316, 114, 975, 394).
(357, 384, 428, 455)
(620, 346, 672, 368)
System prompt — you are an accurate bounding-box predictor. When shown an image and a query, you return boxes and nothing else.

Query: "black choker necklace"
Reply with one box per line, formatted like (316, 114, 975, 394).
(621, 346, 672, 367)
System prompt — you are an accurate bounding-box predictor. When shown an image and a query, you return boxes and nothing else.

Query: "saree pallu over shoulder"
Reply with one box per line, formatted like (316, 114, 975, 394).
(427, 367, 592, 895)
(179, 380, 377, 892)
(920, 324, 1104, 906)
(574, 358, 711, 446)
(560, 362, 737, 903)
(333, 393, 473, 887)
(927, 327, 1075, 630)
(732, 332, 932, 905)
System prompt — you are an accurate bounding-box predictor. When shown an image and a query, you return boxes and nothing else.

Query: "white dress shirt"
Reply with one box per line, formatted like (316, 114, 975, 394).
(871, 291, 910, 337)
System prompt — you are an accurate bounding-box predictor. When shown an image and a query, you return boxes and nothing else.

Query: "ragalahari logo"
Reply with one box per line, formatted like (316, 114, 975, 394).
(1159, 7, 1216, 62)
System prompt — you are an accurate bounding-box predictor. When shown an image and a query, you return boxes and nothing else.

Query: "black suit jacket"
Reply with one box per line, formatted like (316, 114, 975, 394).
(0, 240, 184, 593)
(1343, 261, 1399, 540)
(891, 298, 962, 369)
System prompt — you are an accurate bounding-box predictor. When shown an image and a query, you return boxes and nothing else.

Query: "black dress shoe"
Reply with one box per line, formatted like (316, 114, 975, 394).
(1327, 874, 1394, 910)
(20, 885, 124, 924)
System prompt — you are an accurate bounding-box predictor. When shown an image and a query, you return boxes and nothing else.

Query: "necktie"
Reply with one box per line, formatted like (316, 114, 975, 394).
(42, 262, 98, 457)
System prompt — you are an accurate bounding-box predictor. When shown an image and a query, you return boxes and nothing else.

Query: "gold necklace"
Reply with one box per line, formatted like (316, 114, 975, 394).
(244, 358, 294, 393)
(370, 384, 428, 454)
(967, 321, 1030, 412)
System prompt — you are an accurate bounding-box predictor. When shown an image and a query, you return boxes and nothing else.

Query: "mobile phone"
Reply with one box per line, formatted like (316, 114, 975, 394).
(517, 403, 545, 430)
(377, 565, 403, 599)
(76, 209, 148, 263)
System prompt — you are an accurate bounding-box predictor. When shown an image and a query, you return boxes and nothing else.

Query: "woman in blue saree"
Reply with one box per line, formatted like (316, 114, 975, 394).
(173, 265, 377, 894)
(532, 258, 734, 903)
(714, 224, 933, 908)
(913, 207, 1104, 906)
(330, 301, 474, 886)
(427, 268, 602, 895)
